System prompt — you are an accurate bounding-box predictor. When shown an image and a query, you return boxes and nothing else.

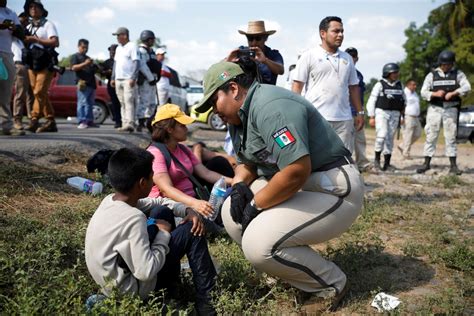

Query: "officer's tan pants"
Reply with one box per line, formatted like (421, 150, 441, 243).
(354, 127, 371, 169)
(422, 105, 458, 157)
(222, 164, 364, 294)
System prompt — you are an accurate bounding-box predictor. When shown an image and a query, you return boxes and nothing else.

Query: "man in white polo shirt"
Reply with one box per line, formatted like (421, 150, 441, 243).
(398, 79, 421, 159)
(292, 16, 364, 154)
(111, 27, 139, 133)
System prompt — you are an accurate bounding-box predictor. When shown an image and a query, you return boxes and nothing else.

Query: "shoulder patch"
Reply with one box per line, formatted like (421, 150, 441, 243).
(272, 126, 296, 148)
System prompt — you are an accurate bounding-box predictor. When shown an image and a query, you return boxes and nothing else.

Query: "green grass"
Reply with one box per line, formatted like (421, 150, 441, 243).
(0, 153, 472, 314)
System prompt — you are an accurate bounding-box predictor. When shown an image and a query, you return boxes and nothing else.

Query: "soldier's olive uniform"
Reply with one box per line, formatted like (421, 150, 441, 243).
(421, 68, 471, 158)
(221, 82, 364, 294)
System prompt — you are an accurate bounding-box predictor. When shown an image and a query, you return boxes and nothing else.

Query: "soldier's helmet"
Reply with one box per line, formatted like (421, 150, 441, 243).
(140, 30, 156, 42)
(438, 50, 455, 65)
(382, 63, 400, 78)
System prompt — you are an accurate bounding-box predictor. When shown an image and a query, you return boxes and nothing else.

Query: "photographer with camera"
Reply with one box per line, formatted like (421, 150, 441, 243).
(0, 0, 25, 136)
(226, 20, 284, 85)
(71, 39, 98, 129)
(23, 0, 59, 133)
(223, 20, 284, 156)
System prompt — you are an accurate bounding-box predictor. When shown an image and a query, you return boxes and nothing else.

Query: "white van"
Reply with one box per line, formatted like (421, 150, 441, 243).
(166, 67, 188, 113)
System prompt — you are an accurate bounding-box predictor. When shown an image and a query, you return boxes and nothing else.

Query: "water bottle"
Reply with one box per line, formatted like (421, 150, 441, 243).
(67, 176, 103, 195)
(207, 177, 227, 221)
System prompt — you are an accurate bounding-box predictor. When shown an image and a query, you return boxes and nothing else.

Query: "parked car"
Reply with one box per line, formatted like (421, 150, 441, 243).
(166, 67, 188, 113)
(186, 85, 203, 108)
(190, 105, 226, 131)
(11, 70, 111, 124)
(457, 105, 474, 143)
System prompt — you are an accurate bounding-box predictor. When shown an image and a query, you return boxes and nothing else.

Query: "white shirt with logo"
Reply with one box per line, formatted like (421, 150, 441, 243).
(293, 45, 359, 121)
(114, 41, 139, 80)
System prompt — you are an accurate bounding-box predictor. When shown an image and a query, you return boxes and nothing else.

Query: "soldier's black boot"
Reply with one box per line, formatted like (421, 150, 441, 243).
(374, 151, 382, 170)
(416, 156, 431, 174)
(137, 118, 145, 132)
(449, 157, 462, 175)
(382, 154, 392, 171)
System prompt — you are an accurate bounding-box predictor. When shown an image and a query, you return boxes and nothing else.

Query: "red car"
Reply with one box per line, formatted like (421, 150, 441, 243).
(12, 69, 111, 124)
(49, 70, 111, 124)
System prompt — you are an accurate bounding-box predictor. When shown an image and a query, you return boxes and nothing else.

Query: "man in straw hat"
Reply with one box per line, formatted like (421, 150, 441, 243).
(226, 20, 283, 85)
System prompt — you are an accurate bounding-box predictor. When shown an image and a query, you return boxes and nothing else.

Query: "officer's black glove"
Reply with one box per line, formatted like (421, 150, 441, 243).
(230, 182, 254, 224)
(241, 202, 259, 235)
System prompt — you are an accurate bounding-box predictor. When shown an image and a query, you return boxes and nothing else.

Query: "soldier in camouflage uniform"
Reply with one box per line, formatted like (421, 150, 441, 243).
(417, 50, 471, 175)
(367, 63, 405, 171)
(136, 30, 159, 132)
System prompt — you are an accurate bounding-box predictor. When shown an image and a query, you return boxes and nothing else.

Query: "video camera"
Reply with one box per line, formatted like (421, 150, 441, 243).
(237, 46, 256, 59)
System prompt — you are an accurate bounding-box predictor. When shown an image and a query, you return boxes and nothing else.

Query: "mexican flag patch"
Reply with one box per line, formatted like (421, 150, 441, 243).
(272, 127, 296, 148)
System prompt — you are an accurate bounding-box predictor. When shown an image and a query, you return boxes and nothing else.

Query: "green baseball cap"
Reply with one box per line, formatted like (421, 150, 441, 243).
(194, 62, 244, 113)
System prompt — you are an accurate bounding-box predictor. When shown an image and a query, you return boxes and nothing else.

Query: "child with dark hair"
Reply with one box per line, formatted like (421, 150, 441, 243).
(85, 147, 217, 315)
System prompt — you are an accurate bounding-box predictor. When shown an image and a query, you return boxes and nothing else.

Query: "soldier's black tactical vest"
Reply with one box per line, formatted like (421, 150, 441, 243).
(375, 80, 405, 111)
(431, 69, 461, 108)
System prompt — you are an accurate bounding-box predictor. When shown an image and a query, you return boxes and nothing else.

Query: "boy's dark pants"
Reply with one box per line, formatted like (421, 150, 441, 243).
(149, 206, 216, 305)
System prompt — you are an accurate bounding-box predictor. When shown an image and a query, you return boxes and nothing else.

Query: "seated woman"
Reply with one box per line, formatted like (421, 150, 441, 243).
(147, 104, 234, 219)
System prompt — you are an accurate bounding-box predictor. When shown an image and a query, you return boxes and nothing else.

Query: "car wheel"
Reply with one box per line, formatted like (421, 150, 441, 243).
(93, 102, 108, 124)
(207, 111, 226, 131)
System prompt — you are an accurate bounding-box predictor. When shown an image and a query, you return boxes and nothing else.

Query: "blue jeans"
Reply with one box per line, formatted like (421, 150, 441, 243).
(77, 86, 95, 124)
(149, 206, 216, 305)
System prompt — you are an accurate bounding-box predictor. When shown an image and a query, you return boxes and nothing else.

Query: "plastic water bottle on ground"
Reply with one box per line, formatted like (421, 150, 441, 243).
(207, 177, 227, 221)
(67, 176, 103, 195)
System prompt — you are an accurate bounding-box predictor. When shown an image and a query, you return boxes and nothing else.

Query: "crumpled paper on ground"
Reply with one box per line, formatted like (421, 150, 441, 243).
(371, 292, 401, 312)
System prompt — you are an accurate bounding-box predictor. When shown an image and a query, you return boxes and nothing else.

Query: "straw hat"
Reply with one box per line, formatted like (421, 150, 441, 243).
(238, 20, 276, 36)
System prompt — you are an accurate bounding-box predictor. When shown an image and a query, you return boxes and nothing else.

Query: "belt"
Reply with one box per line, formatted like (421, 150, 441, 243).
(14, 61, 24, 65)
(316, 156, 354, 172)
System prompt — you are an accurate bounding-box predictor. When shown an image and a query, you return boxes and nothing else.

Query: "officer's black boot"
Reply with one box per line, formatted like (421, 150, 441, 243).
(416, 156, 431, 174)
(382, 154, 392, 171)
(449, 157, 462, 175)
(374, 151, 382, 170)
(137, 118, 145, 132)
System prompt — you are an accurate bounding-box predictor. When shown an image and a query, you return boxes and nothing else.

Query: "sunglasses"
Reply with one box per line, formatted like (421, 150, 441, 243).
(246, 35, 264, 42)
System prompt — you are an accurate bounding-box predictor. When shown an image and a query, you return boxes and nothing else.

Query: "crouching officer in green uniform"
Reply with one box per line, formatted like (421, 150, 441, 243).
(417, 50, 471, 175)
(194, 62, 364, 312)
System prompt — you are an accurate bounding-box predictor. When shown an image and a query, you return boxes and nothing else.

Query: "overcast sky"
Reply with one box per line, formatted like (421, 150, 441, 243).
(9, 0, 445, 85)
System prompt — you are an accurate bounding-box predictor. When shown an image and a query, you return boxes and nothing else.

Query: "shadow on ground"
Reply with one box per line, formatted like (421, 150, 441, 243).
(330, 243, 435, 303)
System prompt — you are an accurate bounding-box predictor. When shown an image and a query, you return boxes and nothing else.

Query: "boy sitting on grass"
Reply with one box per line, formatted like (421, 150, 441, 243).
(85, 147, 217, 315)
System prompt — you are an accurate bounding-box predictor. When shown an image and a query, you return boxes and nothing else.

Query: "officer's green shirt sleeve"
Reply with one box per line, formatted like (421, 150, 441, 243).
(253, 99, 310, 170)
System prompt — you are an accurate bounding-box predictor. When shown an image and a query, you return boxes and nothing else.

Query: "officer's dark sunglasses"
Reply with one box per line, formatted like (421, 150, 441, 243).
(246, 35, 263, 42)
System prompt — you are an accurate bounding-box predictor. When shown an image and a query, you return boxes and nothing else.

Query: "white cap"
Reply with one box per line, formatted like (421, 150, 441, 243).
(156, 48, 166, 55)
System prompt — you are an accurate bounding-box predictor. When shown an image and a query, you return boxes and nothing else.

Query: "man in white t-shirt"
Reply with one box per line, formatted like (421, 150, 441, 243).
(0, 0, 25, 136)
(111, 27, 139, 133)
(292, 16, 364, 154)
(398, 79, 421, 159)
(155, 48, 171, 106)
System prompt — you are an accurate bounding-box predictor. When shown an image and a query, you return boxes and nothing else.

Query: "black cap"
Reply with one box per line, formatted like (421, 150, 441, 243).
(345, 47, 358, 57)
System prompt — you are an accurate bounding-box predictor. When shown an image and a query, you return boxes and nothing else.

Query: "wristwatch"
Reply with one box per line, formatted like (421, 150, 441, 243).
(357, 111, 365, 116)
(250, 198, 264, 211)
